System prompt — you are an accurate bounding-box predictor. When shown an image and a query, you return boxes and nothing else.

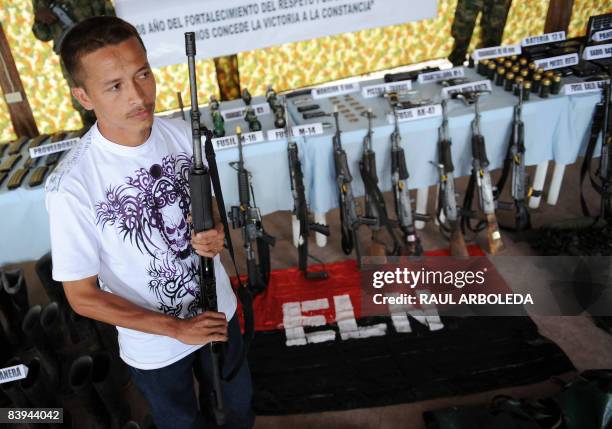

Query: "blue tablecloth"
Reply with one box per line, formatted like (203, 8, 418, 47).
(0, 70, 601, 265)
(286, 69, 600, 214)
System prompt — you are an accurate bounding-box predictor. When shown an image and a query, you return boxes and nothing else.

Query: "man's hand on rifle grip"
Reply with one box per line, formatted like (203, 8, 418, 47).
(175, 311, 229, 345)
(191, 222, 225, 258)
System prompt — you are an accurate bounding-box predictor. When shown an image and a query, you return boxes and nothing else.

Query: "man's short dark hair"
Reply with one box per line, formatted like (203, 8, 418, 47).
(60, 16, 146, 88)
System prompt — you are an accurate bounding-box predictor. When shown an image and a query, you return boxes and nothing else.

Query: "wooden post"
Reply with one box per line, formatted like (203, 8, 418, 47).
(544, 0, 574, 34)
(0, 22, 39, 138)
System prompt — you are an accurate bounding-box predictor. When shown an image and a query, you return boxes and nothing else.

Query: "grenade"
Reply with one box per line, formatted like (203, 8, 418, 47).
(495, 67, 506, 86)
(513, 77, 525, 96)
(551, 75, 561, 95)
(532, 74, 542, 93)
(539, 78, 551, 98)
(487, 62, 497, 79)
(523, 82, 532, 101)
(504, 72, 515, 91)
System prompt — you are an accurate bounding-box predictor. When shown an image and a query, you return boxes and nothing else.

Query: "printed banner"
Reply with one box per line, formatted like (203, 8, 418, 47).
(115, 0, 438, 67)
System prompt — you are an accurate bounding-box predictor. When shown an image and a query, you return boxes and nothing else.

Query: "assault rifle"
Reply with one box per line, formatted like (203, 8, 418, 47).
(598, 80, 612, 219)
(285, 101, 330, 279)
(390, 106, 424, 256)
(359, 109, 401, 256)
(333, 109, 375, 268)
(581, 79, 612, 219)
(461, 91, 504, 254)
(228, 127, 276, 294)
(434, 99, 469, 256)
(185, 32, 225, 425)
(496, 84, 531, 231)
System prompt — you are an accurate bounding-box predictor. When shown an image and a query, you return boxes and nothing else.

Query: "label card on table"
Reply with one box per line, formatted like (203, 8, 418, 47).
(311, 83, 360, 99)
(472, 44, 521, 61)
(361, 80, 413, 98)
(441, 80, 492, 99)
(221, 103, 270, 121)
(593, 29, 612, 43)
(292, 123, 325, 137)
(387, 104, 442, 124)
(533, 53, 579, 71)
(563, 80, 609, 96)
(521, 31, 566, 47)
(583, 43, 612, 61)
(0, 364, 28, 384)
(29, 138, 79, 158)
(418, 67, 465, 84)
(211, 131, 265, 151)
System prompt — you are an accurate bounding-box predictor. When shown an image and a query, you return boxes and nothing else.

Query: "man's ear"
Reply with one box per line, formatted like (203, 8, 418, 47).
(71, 87, 94, 111)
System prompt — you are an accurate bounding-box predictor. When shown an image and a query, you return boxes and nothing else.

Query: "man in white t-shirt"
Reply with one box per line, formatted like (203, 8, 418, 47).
(45, 16, 253, 428)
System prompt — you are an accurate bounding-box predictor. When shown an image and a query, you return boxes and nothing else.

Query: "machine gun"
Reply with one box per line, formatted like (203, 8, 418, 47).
(359, 109, 401, 256)
(333, 108, 375, 268)
(496, 84, 531, 231)
(285, 101, 330, 279)
(184, 32, 225, 425)
(228, 127, 276, 294)
(390, 106, 424, 256)
(434, 99, 469, 256)
(461, 91, 504, 254)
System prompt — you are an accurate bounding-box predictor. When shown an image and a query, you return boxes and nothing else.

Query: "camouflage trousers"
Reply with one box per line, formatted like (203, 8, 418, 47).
(213, 55, 241, 101)
(449, 0, 511, 66)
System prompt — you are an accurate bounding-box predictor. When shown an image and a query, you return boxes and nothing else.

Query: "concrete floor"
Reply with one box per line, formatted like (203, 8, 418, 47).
(9, 160, 612, 428)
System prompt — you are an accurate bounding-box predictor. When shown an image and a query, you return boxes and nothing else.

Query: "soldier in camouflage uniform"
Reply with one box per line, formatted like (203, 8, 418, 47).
(449, 0, 512, 66)
(213, 55, 241, 101)
(31, 0, 115, 128)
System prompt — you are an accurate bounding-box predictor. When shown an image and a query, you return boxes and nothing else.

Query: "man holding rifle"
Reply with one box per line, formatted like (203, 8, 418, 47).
(44, 16, 253, 429)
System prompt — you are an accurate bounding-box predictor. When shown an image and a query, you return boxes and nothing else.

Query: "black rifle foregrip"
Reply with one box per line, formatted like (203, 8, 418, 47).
(190, 169, 214, 232)
(363, 151, 378, 183)
(238, 170, 250, 206)
(472, 135, 489, 167)
(391, 148, 410, 180)
(334, 150, 353, 182)
(441, 139, 455, 173)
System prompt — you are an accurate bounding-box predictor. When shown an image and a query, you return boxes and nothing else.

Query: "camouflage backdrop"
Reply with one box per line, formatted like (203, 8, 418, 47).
(0, 0, 609, 141)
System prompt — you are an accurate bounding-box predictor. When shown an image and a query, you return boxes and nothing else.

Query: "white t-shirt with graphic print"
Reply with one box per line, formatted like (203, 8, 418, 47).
(45, 116, 237, 370)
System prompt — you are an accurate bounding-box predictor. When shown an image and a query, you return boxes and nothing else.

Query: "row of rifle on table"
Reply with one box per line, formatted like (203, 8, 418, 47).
(177, 83, 534, 294)
(332, 87, 528, 267)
